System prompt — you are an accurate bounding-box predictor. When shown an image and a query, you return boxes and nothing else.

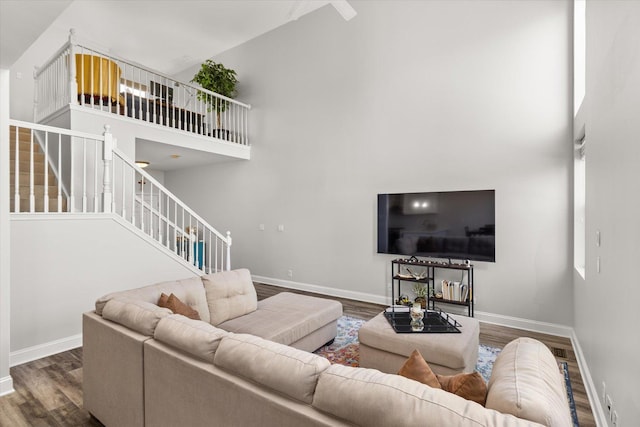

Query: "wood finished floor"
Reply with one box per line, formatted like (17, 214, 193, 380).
(0, 282, 596, 427)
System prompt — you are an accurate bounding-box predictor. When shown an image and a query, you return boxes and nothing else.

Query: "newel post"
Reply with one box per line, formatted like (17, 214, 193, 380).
(102, 125, 113, 213)
(68, 29, 78, 105)
(226, 231, 232, 271)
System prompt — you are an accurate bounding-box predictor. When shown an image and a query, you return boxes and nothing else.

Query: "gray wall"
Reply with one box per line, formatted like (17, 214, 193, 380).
(576, 0, 640, 423)
(167, 1, 574, 324)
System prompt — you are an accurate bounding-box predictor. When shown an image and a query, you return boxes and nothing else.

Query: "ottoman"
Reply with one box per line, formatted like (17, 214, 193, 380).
(358, 311, 479, 375)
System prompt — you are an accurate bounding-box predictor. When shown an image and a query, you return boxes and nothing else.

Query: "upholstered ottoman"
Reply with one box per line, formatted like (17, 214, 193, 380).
(358, 312, 479, 375)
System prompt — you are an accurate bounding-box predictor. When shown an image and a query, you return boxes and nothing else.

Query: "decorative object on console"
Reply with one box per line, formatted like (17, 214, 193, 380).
(412, 282, 428, 308)
(409, 303, 425, 331)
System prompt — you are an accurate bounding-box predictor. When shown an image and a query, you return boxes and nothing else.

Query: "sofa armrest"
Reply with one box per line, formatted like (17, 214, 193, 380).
(486, 337, 573, 427)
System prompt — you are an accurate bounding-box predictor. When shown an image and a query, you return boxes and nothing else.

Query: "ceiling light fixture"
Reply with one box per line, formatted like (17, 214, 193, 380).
(136, 161, 150, 168)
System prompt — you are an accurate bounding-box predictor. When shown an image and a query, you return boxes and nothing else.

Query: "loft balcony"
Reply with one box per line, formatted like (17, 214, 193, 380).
(33, 31, 251, 168)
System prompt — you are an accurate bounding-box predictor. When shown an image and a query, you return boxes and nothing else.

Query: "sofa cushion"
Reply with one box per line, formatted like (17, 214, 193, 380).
(397, 349, 441, 389)
(95, 276, 210, 323)
(313, 364, 537, 427)
(154, 314, 228, 362)
(161, 293, 201, 320)
(217, 292, 342, 347)
(437, 372, 487, 406)
(214, 334, 330, 404)
(486, 337, 572, 427)
(201, 269, 257, 326)
(102, 298, 171, 336)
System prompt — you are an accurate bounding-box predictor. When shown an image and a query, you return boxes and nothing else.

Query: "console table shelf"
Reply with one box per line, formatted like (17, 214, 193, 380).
(391, 257, 474, 317)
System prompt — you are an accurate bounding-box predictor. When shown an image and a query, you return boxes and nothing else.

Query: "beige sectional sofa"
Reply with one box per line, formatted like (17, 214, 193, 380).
(83, 269, 573, 427)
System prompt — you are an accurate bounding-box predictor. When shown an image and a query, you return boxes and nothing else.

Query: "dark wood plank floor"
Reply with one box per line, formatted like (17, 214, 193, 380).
(0, 282, 596, 426)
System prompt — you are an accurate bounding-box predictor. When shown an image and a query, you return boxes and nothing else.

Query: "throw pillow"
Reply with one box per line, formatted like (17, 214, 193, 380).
(157, 293, 170, 308)
(397, 349, 441, 389)
(437, 372, 487, 406)
(164, 293, 201, 320)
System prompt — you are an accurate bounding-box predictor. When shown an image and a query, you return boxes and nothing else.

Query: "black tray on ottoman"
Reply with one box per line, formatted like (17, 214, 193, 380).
(384, 307, 461, 333)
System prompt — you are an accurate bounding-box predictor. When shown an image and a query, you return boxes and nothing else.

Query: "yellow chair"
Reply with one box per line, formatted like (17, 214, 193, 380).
(75, 54, 121, 104)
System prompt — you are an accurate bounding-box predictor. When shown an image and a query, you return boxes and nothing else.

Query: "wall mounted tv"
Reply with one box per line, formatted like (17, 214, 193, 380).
(377, 190, 495, 262)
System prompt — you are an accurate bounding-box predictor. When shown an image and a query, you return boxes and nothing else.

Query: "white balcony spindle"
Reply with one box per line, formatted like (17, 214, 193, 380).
(13, 127, 19, 212)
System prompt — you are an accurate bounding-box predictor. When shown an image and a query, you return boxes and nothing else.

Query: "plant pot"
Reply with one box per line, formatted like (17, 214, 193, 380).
(415, 297, 427, 309)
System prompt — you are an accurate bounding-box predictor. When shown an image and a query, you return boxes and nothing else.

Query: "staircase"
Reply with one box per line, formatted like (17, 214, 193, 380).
(7, 119, 231, 274)
(9, 126, 67, 213)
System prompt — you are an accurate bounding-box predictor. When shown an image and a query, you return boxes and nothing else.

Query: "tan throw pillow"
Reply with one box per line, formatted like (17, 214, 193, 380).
(397, 349, 441, 389)
(165, 293, 201, 320)
(437, 372, 487, 406)
(157, 293, 170, 308)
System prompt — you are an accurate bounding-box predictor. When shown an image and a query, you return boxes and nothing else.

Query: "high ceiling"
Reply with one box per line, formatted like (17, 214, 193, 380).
(1, 0, 347, 74)
(0, 0, 73, 68)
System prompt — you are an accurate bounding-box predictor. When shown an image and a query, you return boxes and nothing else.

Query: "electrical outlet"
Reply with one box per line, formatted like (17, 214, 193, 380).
(278, 224, 285, 232)
(258, 223, 265, 231)
(287, 269, 293, 278)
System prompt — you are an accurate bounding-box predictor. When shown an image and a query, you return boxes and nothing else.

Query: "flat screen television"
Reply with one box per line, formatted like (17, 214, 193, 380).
(377, 190, 495, 262)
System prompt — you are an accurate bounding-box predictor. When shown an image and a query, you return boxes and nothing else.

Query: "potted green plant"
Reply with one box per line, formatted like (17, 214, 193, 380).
(191, 60, 238, 137)
(413, 282, 428, 309)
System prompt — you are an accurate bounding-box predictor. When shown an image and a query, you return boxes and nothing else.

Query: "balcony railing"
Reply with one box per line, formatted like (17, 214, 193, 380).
(34, 29, 250, 146)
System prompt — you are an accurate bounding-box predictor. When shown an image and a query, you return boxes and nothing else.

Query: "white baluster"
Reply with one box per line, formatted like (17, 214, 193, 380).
(13, 127, 19, 212)
(44, 132, 49, 213)
(131, 167, 136, 226)
(29, 130, 34, 212)
(69, 29, 77, 105)
(82, 138, 87, 212)
(121, 158, 126, 218)
(102, 125, 113, 213)
(57, 133, 62, 212)
(33, 66, 39, 122)
(174, 202, 178, 254)
(94, 142, 99, 212)
(226, 231, 232, 271)
(165, 194, 170, 248)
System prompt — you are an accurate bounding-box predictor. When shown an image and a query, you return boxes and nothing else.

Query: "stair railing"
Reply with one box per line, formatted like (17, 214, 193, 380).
(8, 119, 231, 272)
(34, 29, 251, 146)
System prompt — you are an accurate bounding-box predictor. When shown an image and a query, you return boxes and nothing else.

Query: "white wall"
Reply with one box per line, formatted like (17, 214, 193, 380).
(167, 1, 574, 324)
(10, 215, 199, 359)
(0, 69, 14, 395)
(575, 1, 640, 423)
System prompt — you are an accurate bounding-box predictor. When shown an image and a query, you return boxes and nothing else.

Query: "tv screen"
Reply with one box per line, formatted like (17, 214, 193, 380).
(377, 190, 495, 262)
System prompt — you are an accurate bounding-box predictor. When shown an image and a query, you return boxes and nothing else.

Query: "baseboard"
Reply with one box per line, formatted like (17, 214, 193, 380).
(571, 330, 608, 427)
(252, 275, 389, 306)
(474, 311, 574, 338)
(10, 334, 82, 367)
(0, 375, 14, 396)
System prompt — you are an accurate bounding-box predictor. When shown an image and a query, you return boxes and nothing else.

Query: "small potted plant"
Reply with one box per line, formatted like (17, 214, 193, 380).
(413, 282, 428, 309)
(191, 60, 238, 137)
